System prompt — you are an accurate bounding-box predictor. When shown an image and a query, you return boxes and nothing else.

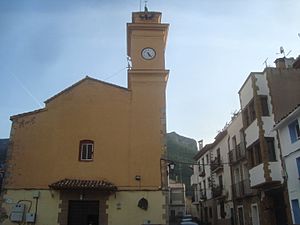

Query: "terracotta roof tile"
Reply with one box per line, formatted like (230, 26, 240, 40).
(49, 178, 117, 191)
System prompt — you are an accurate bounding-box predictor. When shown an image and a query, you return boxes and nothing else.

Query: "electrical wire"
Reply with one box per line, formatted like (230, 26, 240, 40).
(17, 200, 32, 213)
(102, 66, 128, 81)
(162, 158, 232, 166)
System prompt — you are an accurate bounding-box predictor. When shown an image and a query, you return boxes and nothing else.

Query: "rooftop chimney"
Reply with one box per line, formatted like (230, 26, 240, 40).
(198, 140, 203, 150)
(293, 55, 300, 69)
(274, 57, 295, 69)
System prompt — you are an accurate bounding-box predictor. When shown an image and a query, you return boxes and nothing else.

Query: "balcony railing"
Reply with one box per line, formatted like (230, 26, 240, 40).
(211, 157, 223, 172)
(232, 179, 252, 198)
(199, 165, 205, 177)
(212, 185, 223, 198)
(229, 144, 246, 164)
(199, 189, 207, 200)
(192, 189, 207, 203)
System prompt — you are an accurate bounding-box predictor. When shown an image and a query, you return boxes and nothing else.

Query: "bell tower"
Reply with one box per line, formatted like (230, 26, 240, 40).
(126, 9, 169, 191)
(127, 9, 169, 87)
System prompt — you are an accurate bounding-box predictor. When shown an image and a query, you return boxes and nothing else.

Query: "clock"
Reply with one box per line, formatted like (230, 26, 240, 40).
(141, 47, 156, 60)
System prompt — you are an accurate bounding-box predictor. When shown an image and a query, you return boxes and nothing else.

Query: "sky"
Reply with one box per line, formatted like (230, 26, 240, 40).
(1, 0, 300, 144)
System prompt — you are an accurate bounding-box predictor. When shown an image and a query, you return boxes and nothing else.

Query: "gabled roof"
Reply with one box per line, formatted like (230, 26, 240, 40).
(49, 178, 117, 192)
(10, 76, 130, 120)
(44, 76, 129, 104)
(10, 108, 47, 120)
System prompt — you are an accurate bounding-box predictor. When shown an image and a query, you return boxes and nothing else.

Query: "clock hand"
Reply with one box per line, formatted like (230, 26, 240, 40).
(147, 52, 152, 57)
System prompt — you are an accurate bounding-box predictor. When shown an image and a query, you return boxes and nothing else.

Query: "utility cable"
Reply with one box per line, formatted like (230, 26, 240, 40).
(103, 66, 128, 81)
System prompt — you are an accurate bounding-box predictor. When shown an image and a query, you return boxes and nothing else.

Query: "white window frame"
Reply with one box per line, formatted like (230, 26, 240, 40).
(251, 203, 260, 225)
(79, 141, 94, 161)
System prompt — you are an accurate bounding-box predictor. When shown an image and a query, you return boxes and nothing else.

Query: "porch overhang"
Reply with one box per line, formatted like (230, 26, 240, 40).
(49, 178, 117, 192)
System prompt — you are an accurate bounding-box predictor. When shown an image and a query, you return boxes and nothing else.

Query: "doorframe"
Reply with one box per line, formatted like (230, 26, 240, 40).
(237, 205, 245, 225)
(251, 203, 260, 225)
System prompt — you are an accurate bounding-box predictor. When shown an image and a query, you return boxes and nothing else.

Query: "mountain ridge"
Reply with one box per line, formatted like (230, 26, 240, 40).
(166, 132, 197, 196)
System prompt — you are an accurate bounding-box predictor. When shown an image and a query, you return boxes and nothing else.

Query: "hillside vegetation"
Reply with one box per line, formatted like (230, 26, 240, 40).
(166, 132, 197, 196)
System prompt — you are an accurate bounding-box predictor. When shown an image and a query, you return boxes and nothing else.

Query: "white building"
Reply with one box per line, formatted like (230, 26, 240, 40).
(238, 57, 300, 225)
(169, 180, 186, 222)
(274, 104, 300, 224)
(191, 113, 245, 225)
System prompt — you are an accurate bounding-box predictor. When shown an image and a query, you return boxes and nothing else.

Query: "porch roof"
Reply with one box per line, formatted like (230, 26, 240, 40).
(49, 178, 117, 192)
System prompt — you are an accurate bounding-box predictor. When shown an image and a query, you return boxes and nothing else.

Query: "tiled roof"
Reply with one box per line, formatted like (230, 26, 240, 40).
(49, 178, 117, 191)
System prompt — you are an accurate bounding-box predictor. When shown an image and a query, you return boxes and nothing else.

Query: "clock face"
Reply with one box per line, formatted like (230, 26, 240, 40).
(141, 47, 156, 60)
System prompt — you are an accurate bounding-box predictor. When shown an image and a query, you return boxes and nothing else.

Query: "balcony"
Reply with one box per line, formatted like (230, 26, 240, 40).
(212, 185, 223, 198)
(192, 189, 206, 203)
(211, 157, 223, 172)
(191, 174, 198, 186)
(199, 165, 205, 177)
(249, 162, 283, 188)
(229, 144, 246, 164)
(199, 189, 207, 200)
(232, 179, 252, 198)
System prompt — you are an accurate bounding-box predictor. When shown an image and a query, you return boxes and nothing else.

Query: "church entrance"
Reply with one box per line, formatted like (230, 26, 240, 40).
(68, 200, 99, 225)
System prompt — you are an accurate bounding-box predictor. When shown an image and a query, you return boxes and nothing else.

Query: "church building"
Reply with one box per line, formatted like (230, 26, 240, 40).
(1, 9, 169, 225)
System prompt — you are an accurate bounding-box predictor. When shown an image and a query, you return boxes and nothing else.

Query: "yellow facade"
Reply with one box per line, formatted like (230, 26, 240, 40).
(1, 10, 169, 225)
(107, 191, 166, 225)
(2, 190, 60, 225)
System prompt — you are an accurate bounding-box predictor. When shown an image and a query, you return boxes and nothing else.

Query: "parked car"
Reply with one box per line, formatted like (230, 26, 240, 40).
(181, 218, 192, 222)
(181, 214, 193, 220)
(180, 215, 195, 224)
(180, 222, 198, 225)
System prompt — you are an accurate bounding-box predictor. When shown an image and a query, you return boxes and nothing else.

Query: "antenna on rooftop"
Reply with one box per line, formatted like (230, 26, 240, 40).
(276, 46, 291, 57)
(263, 58, 269, 68)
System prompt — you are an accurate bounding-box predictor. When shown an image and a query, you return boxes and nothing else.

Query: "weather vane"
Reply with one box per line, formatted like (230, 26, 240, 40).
(140, 0, 149, 12)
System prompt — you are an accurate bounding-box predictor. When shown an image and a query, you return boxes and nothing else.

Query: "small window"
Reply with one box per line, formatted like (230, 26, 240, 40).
(260, 96, 269, 116)
(296, 157, 300, 178)
(253, 143, 262, 166)
(289, 120, 300, 143)
(79, 140, 94, 161)
(249, 100, 256, 122)
(242, 99, 256, 128)
(243, 109, 250, 127)
(209, 207, 213, 218)
(232, 136, 237, 151)
(220, 201, 226, 218)
(218, 175, 223, 189)
(248, 141, 262, 168)
(266, 137, 276, 162)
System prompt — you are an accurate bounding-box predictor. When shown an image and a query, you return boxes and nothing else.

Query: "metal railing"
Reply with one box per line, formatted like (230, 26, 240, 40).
(232, 179, 252, 198)
(212, 185, 223, 198)
(199, 165, 205, 177)
(229, 144, 246, 164)
(211, 157, 223, 172)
